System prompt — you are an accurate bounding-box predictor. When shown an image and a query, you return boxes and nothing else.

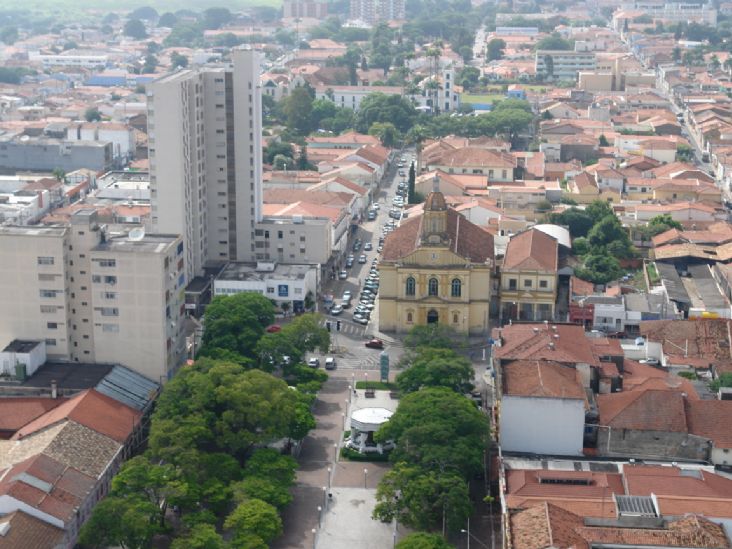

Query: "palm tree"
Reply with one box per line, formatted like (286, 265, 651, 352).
(406, 124, 429, 172)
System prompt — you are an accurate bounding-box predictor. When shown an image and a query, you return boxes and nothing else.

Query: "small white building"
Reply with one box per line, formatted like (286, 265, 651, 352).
(0, 340, 46, 378)
(213, 262, 319, 313)
(499, 360, 586, 456)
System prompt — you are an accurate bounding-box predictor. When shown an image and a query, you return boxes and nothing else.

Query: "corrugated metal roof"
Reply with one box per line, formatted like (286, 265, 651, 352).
(95, 365, 159, 411)
(656, 262, 691, 304)
(615, 495, 658, 517)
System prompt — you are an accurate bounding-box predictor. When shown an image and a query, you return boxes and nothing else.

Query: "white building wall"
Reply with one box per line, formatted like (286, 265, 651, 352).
(499, 395, 585, 455)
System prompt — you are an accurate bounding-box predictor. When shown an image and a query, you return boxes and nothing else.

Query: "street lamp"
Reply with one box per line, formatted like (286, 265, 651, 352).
(334, 442, 338, 463)
(363, 468, 368, 488)
(461, 519, 491, 549)
(312, 528, 317, 549)
(317, 505, 322, 528)
(327, 466, 332, 491)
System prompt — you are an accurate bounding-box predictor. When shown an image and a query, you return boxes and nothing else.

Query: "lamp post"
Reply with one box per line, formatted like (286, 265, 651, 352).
(363, 468, 368, 488)
(342, 412, 347, 430)
(317, 505, 322, 528)
(461, 518, 491, 549)
(312, 528, 317, 549)
(327, 467, 332, 491)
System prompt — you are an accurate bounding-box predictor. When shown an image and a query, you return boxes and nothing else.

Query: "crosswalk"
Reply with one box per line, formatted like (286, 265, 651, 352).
(321, 318, 367, 337)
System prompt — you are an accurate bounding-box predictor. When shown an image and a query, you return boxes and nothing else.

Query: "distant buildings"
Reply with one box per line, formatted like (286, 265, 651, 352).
(349, 0, 405, 24)
(535, 50, 597, 81)
(283, 0, 328, 19)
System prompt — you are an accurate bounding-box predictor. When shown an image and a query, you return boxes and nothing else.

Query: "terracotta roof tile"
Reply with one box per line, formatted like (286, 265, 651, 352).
(494, 324, 598, 366)
(503, 360, 586, 400)
(503, 229, 558, 271)
(0, 510, 64, 549)
(596, 389, 688, 432)
(686, 400, 732, 447)
(0, 398, 66, 434)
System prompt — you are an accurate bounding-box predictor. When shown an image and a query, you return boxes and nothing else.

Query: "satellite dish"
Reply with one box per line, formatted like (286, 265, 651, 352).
(128, 227, 145, 241)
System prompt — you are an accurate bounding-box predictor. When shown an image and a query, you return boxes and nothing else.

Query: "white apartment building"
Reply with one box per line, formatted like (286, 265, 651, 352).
(148, 47, 263, 280)
(618, 1, 717, 25)
(535, 50, 597, 81)
(0, 209, 186, 383)
(29, 51, 109, 69)
(349, 0, 405, 23)
(314, 85, 404, 111)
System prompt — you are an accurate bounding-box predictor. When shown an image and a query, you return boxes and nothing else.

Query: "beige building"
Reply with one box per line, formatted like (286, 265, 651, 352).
(378, 188, 494, 335)
(148, 48, 263, 279)
(0, 209, 186, 383)
(499, 228, 559, 322)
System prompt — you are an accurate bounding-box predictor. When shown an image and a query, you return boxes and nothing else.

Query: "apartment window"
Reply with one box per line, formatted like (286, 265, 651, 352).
(104, 276, 117, 285)
(37, 256, 54, 265)
(40, 305, 56, 313)
(508, 279, 517, 290)
(267, 287, 275, 293)
(407, 312, 413, 322)
(502, 170, 508, 179)
(39, 289, 57, 298)
(103, 292, 116, 300)
(47, 322, 58, 329)
(488, 169, 494, 179)
(38, 273, 56, 281)
(451, 278, 462, 298)
(45, 339, 57, 346)
(102, 324, 119, 333)
(524, 279, 532, 288)
(92, 275, 101, 283)
(278, 231, 283, 239)
(539, 280, 548, 289)
(96, 259, 116, 267)
(99, 307, 119, 316)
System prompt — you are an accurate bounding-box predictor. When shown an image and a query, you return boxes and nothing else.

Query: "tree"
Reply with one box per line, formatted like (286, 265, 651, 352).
(170, 524, 226, 549)
(536, 33, 573, 51)
(407, 161, 416, 203)
(575, 254, 622, 284)
(369, 121, 400, 147)
(164, 21, 204, 48)
(572, 236, 590, 256)
(124, 18, 148, 39)
(158, 12, 178, 27)
(142, 54, 158, 74)
(486, 38, 506, 61)
(373, 463, 472, 533)
(586, 199, 614, 221)
(198, 292, 275, 361)
(78, 496, 161, 549)
(129, 6, 158, 20)
(543, 54, 554, 79)
(225, 499, 283, 547)
(404, 324, 466, 351)
(587, 215, 630, 249)
(296, 146, 315, 170)
(396, 347, 474, 394)
(203, 7, 233, 30)
(599, 134, 609, 147)
(648, 214, 682, 231)
(396, 532, 454, 549)
(676, 143, 694, 162)
(710, 372, 732, 392)
(535, 199, 553, 213)
(264, 141, 295, 166)
(171, 51, 189, 68)
(376, 388, 489, 477)
(84, 107, 101, 122)
(0, 26, 18, 45)
(546, 207, 595, 237)
(283, 87, 314, 135)
(356, 93, 418, 134)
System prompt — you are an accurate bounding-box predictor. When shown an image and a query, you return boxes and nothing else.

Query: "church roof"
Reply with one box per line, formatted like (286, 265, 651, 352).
(381, 206, 494, 264)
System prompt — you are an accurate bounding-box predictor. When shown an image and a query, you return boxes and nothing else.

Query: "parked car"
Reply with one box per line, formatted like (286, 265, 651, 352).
(330, 304, 343, 315)
(358, 254, 367, 264)
(325, 357, 336, 370)
(353, 315, 369, 325)
(266, 325, 281, 333)
(345, 259, 354, 268)
(308, 357, 321, 368)
(364, 242, 373, 251)
(365, 338, 384, 349)
(338, 270, 348, 280)
(367, 211, 377, 221)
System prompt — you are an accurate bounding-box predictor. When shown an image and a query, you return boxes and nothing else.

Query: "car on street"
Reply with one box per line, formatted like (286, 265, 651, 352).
(342, 290, 352, 300)
(364, 242, 373, 251)
(398, 170, 405, 176)
(338, 270, 348, 279)
(330, 304, 343, 315)
(377, 245, 383, 253)
(358, 254, 367, 263)
(353, 315, 369, 325)
(308, 357, 321, 368)
(266, 325, 281, 333)
(325, 357, 337, 370)
(353, 242, 361, 252)
(365, 338, 384, 349)
(359, 302, 375, 310)
(345, 259, 354, 268)
(367, 211, 377, 221)
(372, 203, 380, 210)
(639, 358, 660, 366)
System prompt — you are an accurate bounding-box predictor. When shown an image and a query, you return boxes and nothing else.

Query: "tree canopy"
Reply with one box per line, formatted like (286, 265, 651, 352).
(396, 532, 454, 549)
(404, 324, 466, 351)
(124, 18, 147, 39)
(396, 347, 474, 394)
(356, 93, 419, 134)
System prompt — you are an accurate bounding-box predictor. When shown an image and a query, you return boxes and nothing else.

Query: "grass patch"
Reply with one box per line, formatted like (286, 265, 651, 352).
(677, 371, 697, 380)
(355, 381, 397, 390)
(340, 447, 391, 462)
(646, 263, 660, 285)
(461, 94, 505, 105)
(343, 430, 351, 439)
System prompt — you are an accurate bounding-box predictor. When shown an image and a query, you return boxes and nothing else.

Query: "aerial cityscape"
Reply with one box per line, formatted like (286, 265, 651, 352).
(1, 0, 732, 547)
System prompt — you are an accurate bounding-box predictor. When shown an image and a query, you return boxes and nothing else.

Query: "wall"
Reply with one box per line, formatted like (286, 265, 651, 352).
(712, 446, 732, 467)
(597, 428, 710, 461)
(499, 395, 585, 455)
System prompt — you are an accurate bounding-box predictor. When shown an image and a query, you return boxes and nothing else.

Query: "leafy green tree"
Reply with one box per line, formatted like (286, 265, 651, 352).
(543, 54, 554, 78)
(310, 98, 338, 129)
(586, 199, 614, 221)
(676, 143, 694, 162)
(198, 292, 275, 360)
(599, 134, 609, 147)
(373, 463, 472, 533)
(369, 121, 400, 147)
(171, 51, 189, 68)
(376, 388, 489, 477)
(710, 372, 732, 392)
(78, 496, 161, 549)
(164, 21, 204, 48)
(407, 162, 416, 203)
(404, 324, 466, 351)
(203, 7, 233, 30)
(0, 26, 18, 45)
(265, 141, 295, 166)
(142, 54, 157, 74)
(124, 18, 148, 39)
(396, 347, 474, 394)
(170, 524, 226, 549)
(84, 107, 101, 122)
(225, 499, 283, 547)
(457, 66, 480, 90)
(356, 93, 418, 134)
(486, 38, 506, 61)
(575, 254, 622, 284)
(587, 215, 629, 249)
(648, 214, 682, 233)
(572, 236, 590, 256)
(536, 33, 573, 51)
(396, 532, 454, 549)
(283, 87, 314, 135)
(129, 6, 158, 20)
(158, 12, 178, 27)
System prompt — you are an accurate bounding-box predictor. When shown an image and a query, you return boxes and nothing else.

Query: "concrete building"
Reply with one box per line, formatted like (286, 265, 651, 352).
(349, 0, 404, 23)
(213, 261, 318, 313)
(314, 85, 404, 111)
(283, 0, 328, 18)
(148, 47, 263, 280)
(0, 133, 113, 174)
(535, 50, 597, 81)
(615, 1, 717, 26)
(378, 186, 494, 335)
(0, 210, 186, 383)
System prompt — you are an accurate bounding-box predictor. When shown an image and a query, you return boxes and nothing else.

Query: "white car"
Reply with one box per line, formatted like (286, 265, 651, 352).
(325, 357, 337, 370)
(338, 270, 348, 280)
(330, 304, 343, 315)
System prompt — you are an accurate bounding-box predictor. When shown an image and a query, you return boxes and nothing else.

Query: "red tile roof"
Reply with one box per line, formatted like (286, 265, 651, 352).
(494, 324, 599, 366)
(686, 400, 732, 447)
(503, 228, 558, 271)
(502, 360, 586, 400)
(0, 398, 66, 435)
(0, 510, 64, 549)
(596, 389, 689, 432)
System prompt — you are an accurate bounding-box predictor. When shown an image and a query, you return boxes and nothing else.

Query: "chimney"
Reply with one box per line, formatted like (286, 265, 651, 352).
(51, 380, 57, 399)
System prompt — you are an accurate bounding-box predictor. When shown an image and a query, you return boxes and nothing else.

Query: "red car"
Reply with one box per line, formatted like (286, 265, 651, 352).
(266, 325, 282, 333)
(364, 338, 384, 349)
